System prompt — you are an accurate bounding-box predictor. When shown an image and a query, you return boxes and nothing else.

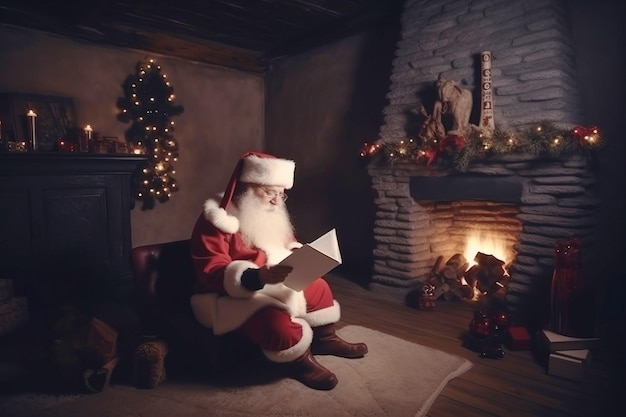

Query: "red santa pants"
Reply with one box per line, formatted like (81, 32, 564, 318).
(237, 278, 334, 351)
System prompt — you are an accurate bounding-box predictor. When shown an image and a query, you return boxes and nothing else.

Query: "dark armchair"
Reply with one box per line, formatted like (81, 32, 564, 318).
(130, 239, 256, 375)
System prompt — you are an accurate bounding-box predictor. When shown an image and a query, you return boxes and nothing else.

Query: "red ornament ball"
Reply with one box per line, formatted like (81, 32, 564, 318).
(469, 310, 494, 338)
(492, 311, 511, 332)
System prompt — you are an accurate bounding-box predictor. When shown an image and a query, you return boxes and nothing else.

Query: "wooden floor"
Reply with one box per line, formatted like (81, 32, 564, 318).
(328, 273, 622, 417)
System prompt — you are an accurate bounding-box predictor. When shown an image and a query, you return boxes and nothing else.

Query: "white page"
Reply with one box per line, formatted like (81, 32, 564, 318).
(280, 229, 342, 291)
(308, 228, 342, 263)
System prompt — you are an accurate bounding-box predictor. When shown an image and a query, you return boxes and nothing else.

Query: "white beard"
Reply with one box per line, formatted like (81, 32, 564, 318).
(236, 188, 295, 265)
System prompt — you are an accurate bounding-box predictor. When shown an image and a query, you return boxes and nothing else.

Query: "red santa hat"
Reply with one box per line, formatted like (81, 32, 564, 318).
(219, 151, 295, 210)
(204, 152, 295, 233)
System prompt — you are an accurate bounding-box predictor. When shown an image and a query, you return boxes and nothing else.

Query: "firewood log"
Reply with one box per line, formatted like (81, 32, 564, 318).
(489, 265, 505, 278)
(433, 282, 450, 299)
(464, 265, 480, 287)
(458, 261, 470, 279)
(476, 270, 492, 293)
(463, 265, 480, 286)
(431, 255, 445, 274)
(441, 266, 458, 281)
(458, 284, 474, 300)
(474, 252, 504, 267)
(446, 253, 467, 267)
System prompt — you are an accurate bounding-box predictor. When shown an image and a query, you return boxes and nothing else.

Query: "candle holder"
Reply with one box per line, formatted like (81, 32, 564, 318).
(130, 142, 146, 155)
(15, 141, 27, 152)
(0, 93, 77, 152)
(79, 131, 90, 152)
(26, 110, 37, 151)
(80, 125, 93, 152)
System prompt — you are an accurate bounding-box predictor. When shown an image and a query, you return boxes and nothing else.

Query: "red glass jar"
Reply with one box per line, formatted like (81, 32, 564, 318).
(549, 238, 583, 336)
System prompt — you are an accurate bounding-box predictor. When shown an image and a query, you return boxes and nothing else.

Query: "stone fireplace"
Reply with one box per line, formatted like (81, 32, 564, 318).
(368, 0, 598, 327)
(368, 154, 598, 326)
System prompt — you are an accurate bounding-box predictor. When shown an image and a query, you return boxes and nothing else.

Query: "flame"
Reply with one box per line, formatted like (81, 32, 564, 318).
(463, 229, 512, 266)
(459, 275, 480, 300)
(462, 230, 513, 300)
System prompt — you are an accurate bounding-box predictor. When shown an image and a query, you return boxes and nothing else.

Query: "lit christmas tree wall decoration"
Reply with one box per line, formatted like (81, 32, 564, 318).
(117, 58, 184, 210)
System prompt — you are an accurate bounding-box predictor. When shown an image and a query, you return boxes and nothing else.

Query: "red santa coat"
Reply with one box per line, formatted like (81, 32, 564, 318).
(189, 198, 339, 337)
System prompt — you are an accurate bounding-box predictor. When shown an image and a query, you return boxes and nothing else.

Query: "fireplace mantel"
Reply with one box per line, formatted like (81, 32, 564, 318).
(410, 174, 523, 203)
(0, 152, 147, 312)
(0, 152, 146, 175)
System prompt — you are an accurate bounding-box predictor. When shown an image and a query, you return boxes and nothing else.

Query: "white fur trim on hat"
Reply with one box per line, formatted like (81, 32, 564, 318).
(240, 154, 295, 189)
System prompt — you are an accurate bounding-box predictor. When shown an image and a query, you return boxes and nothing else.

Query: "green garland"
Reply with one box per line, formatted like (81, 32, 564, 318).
(360, 121, 602, 172)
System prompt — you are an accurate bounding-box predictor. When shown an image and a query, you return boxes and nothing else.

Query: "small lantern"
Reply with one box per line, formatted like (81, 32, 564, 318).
(417, 283, 436, 310)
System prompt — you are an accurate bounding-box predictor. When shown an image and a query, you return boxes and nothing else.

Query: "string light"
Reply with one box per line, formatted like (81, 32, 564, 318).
(116, 58, 184, 210)
(360, 121, 602, 172)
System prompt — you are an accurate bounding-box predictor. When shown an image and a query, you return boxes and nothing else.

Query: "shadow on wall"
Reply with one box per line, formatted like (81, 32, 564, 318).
(330, 10, 404, 288)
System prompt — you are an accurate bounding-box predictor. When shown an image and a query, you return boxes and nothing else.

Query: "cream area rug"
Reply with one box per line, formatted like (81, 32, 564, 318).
(1, 326, 472, 417)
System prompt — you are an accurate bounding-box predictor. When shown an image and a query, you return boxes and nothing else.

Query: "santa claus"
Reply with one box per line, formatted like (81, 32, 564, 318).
(189, 151, 367, 390)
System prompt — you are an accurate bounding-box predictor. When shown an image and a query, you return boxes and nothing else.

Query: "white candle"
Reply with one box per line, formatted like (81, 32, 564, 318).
(84, 124, 93, 140)
(27, 110, 37, 150)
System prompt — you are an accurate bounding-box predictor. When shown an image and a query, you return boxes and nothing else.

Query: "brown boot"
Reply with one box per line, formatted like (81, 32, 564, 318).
(288, 349, 338, 390)
(311, 324, 368, 358)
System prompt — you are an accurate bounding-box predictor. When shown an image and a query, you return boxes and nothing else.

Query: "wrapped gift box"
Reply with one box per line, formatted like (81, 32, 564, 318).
(548, 349, 591, 381)
(506, 326, 531, 350)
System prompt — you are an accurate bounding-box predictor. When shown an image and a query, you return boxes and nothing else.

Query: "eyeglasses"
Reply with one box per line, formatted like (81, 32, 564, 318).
(258, 186, 288, 202)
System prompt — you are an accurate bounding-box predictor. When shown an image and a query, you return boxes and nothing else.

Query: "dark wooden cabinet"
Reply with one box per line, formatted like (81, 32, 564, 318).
(0, 153, 146, 311)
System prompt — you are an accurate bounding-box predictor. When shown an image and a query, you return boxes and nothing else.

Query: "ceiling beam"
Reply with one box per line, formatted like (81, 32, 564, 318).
(0, 8, 266, 73)
(104, 25, 266, 72)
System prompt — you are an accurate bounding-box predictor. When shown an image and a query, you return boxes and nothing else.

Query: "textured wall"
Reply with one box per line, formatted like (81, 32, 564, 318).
(0, 25, 264, 247)
(380, 0, 585, 141)
(265, 26, 401, 281)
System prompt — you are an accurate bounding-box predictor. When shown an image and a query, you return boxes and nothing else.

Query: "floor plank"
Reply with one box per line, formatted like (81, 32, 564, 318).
(327, 273, 620, 417)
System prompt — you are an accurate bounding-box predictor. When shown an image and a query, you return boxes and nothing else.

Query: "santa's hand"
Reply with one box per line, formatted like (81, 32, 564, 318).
(259, 264, 293, 285)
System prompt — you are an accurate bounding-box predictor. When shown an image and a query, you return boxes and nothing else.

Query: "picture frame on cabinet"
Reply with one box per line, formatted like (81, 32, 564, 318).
(0, 93, 77, 152)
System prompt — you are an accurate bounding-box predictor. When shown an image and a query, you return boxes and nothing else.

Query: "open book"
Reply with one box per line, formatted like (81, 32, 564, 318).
(279, 229, 342, 291)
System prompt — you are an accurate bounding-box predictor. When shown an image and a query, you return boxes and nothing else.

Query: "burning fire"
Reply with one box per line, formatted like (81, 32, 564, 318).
(463, 230, 513, 266)
(424, 229, 515, 303)
(462, 230, 513, 300)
